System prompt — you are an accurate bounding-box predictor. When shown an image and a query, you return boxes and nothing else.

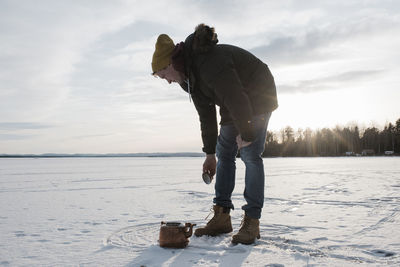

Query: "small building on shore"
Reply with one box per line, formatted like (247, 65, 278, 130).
(362, 149, 375, 156)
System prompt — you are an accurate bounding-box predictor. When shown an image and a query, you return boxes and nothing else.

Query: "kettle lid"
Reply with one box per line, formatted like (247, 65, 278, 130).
(162, 221, 182, 227)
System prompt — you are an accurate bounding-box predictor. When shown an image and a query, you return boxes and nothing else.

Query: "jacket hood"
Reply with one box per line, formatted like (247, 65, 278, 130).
(184, 24, 218, 57)
(192, 23, 218, 54)
(182, 24, 218, 81)
(180, 24, 219, 96)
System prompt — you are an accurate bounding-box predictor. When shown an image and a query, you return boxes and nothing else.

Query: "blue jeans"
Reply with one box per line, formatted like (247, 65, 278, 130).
(213, 112, 271, 219)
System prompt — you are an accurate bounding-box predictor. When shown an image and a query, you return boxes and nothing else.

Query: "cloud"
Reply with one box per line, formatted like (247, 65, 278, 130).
(278, 69, 384, 94)
(0, 1, 148, 122)
(249, 12, 400, 66)
(0, 134, 37, 140)
(68, 133, 113, 140)
(1, 0, 399, 153)
(0, 122, 53, 130)
(0, 122, 52, 141)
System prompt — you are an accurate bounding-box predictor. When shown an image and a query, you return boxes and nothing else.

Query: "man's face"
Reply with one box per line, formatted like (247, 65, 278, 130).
(155, 64, 184, 84)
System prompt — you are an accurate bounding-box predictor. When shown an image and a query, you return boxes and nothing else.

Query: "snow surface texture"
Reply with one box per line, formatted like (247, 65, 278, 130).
(0, 157, 399, 266)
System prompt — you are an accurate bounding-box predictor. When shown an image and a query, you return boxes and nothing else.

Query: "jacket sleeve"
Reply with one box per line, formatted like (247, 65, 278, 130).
(206, 63, 256, 142)
(191, 94, 218, 154)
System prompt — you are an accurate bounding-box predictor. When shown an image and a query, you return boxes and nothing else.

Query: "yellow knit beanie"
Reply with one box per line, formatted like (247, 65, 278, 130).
(152, 34, 175, 74)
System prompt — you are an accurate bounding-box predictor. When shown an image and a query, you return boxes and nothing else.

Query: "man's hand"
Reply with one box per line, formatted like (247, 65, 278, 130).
(203, 154, 216, 177)
(236, 135, 252, 149)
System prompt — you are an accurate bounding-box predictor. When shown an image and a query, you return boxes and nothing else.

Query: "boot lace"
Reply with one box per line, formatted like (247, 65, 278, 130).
(205, 207, 214, 221)
(239, 215, 251, 231)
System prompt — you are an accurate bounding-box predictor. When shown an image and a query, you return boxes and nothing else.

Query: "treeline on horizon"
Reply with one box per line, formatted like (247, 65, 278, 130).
(262, 118, 400, 157)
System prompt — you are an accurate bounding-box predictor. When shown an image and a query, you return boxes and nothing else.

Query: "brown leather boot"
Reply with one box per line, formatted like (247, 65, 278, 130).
(231, 214, 260, 245)
(194, 205, 233, 237)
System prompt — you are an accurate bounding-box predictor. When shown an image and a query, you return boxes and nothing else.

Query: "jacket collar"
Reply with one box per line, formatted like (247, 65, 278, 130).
(179, 33, 196, 97)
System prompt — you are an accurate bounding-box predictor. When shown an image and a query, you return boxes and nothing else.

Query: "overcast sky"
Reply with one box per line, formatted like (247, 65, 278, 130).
(1, 0, 400, 154)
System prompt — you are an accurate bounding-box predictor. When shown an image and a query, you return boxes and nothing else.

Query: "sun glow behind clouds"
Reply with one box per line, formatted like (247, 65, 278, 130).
(268, 19, 400, 131)
(272, 74, 400, 131)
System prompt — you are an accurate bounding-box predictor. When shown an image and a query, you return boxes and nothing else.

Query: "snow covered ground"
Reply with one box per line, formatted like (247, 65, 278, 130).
(0, 157, 399, 266)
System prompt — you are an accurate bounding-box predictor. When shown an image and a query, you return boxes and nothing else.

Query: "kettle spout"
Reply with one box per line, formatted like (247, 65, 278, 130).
(184, 223, 196, 238)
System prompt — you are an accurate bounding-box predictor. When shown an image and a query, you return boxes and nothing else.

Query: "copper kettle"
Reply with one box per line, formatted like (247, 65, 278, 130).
(159, 221, 196, 248)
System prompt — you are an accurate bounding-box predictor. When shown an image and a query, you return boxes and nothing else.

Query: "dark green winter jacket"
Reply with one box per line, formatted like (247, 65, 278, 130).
(180, 29, 278, 154)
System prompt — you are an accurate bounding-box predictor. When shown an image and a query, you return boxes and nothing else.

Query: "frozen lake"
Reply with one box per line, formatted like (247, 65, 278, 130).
(0, 157, 399, 266)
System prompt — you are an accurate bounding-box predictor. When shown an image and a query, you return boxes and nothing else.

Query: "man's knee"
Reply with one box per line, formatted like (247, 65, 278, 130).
(240, 147, 263, 163)
(216, 142, 237, 161)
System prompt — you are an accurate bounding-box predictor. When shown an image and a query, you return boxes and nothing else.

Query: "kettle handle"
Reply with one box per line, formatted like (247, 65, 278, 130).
(184, 223, 196, 238)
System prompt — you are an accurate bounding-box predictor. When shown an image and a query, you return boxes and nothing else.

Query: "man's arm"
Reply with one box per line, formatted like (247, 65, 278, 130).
(191, 94, 218, 177)
(191, 94, 218, 154)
